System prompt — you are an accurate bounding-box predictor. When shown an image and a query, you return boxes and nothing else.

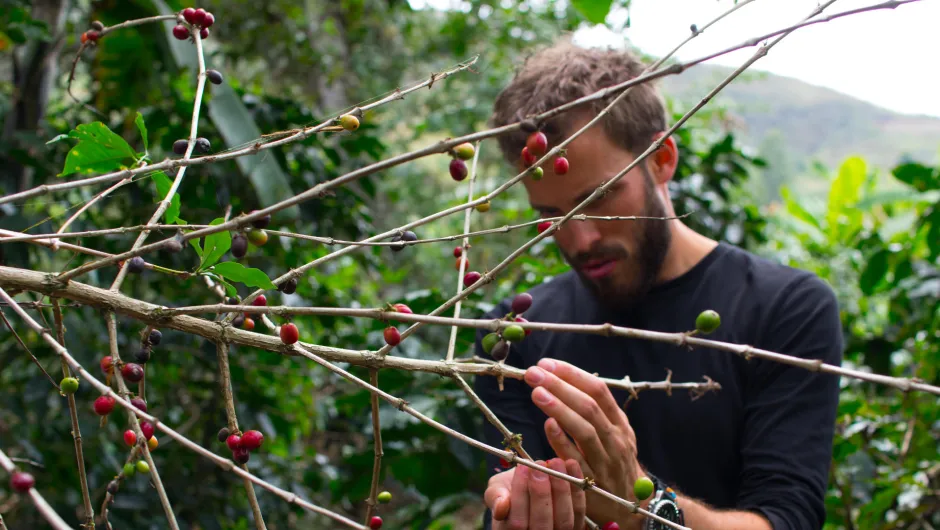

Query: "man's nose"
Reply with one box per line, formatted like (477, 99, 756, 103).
(559, 219, 602, 257)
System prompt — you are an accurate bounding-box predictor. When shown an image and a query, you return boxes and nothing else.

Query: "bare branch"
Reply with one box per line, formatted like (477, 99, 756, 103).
(0, 447, 72, 530)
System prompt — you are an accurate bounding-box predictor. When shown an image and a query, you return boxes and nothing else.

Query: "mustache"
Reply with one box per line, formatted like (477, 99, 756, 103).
(568, 246, 628, 267)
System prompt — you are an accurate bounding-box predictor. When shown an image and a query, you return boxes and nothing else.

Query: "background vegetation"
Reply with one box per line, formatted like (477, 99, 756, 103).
(1, 1, 937, 529)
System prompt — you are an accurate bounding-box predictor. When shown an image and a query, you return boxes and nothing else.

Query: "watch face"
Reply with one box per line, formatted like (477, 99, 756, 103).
(647, 501, 682, 530)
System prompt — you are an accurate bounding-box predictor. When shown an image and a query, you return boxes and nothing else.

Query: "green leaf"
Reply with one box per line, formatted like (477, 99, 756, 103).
(827, 156, 867, 213)
(856, 189, 940, 209)
(135, 112, 149, 155)
(571, 0, 615, 24)
(199, 218, 231, 271)
(780, 186, 822, 231)
(859, 249, 889, 295)
(211, 262, 277, 290)
(219, 278, 238, 297)
(152, 171, 181, 224)
(57, 122, 138, 177)
(892, 162, 939, 192)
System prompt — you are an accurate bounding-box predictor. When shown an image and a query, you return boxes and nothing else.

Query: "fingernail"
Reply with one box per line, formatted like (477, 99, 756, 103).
(526, 367, 545, 385)
(533, 387, 552, 405)
(539, 359, 556, 372)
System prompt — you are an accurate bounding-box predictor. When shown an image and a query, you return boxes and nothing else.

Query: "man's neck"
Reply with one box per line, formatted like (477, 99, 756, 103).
(656, 222, 719, 285)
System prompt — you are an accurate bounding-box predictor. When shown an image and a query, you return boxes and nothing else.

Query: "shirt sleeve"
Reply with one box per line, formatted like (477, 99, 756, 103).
(472, 306, 553, 530)
(735, 274, 844, 530)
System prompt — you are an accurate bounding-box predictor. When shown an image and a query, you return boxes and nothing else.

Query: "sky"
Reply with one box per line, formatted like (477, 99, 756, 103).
(575, 0, 940, 118)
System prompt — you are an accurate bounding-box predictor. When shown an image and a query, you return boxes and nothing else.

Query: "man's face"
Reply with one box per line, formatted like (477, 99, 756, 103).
(523, 120, 672, 310)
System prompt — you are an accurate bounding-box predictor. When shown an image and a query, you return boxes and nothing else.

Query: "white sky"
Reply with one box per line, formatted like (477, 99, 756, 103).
(575, 0, 940, 117)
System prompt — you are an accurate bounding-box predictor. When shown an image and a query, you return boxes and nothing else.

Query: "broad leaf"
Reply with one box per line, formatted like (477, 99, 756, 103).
(152, 171, 181, 224)
(781, 186, 822, 231)
(571, 0, 615, 24)
(57, 122, 138, 177)
(892, 162, 939, 192)
(200, 218, 232, 271)
(135, 111, 149, 155)
(211, 262, 277, 290)
(827, 156, 866, 214)
(859, 249, 889, 295)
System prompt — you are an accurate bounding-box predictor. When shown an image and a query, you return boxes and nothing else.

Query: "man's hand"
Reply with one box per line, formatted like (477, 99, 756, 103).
(485, 458, 587, 529)
(523, 359, 647, 527)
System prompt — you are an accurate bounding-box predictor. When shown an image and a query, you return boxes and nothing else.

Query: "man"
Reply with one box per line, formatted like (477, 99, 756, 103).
(472, 39, 843, 530)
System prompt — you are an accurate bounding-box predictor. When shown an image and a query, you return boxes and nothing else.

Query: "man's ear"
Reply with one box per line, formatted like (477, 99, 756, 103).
(647, 132, 678, 185)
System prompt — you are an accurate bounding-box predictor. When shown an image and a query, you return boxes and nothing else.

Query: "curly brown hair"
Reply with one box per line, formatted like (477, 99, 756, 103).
(490, 36, 668, 166)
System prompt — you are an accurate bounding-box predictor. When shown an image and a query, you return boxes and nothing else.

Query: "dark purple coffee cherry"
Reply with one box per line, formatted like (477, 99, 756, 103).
(390, 235, 405, 252)
(163, 238, 183, 253)
(231, 313, 245, 328)
(402, 230, 417, 243)
(194, 137, 211, 154)
(233, 448, 250, 464)
(126, 256, 146, 274)
(225, 297, 238, 305)
(172, 139, 189, 155)
(106, 480, 119, 495)
(278, 277, 298, 295)
(231, 233, 248, 259)
(491, 340, 509, 362)
(121, 363, 145, 383)
(249, 210, 271, 229)
(91, 21, 105, 32)
(148, 329, 162, 346)
(217, 427, 231, 443)
(130, 397, 148, 413)
(207, 69, 223, 85)
(520, 118, 539, 133)
(511, 293, 533, 315)
(135, 347, 151, 364)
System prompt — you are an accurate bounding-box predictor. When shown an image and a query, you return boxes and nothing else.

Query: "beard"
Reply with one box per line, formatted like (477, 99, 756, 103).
(561, 170, 672, 312)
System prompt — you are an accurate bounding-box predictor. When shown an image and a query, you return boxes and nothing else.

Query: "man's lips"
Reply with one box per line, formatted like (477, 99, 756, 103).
(580, 258, 619, 279)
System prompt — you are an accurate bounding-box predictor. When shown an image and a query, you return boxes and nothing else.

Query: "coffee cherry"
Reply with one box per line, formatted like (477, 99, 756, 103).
(200, 28, 209, 40)
(280, 323, 299, 345)
(377, 491, 392, 503)
(511, 293, 533, 315)
(100, 356, 114, 374)
(148, 329, 162, 346)
(91, 21, 105, 31)
(126, 256, 146, 274)
(141, 421, 155, 441)
(206, 69, 223, 85)
(94, 395, 116, 416)
(241, 430, 264, 451)
(278, 277, 298, 294)
(602, 523, 620, 530)
(172, 25, 190, 40)
(181, 7, 197, 23)
(218, 427, 231, 443)
(455, 256, 469, 270)
(135, 460, 150, 474)
(392, 303, 412, 314)
(135, 348, 151, 364)
(369, 516, 383, 530)
(81, 31, 100, 44)
(231, 233, 248, 259)
(107, 480, 120, 494)
(383, 326, 401, 347)
(232, 313, 245, 328)
(453, 142, 475, 161)
(249, 210, 271, 229)
(340, 115, 359, 131)
(130, 397, 148, 413)
(172, 139, 189, 155)
(499, 457, 512, 468)
(502, 324, 525, 343)
(247, 229, 268, 246)
(521, 146, 537, 167)
(531, 167, 544, 181)
(491, 340, 509, 362)
(163, 238, 183, 253)
(243, 317, 255, 331)
(514, 316, 532, 336)
(123, 462, 135, 477)
(453, 247, 462, 258)
(233, 448, 250, 464)
(226, 434, 243, 451)
(481, 332, 500, 354)
(201, 12, 215, 28)
(191, 8, 207, 26)
(389, 235, 405, 252)
(463, 271, 481, 287)
(537, 221, 552, 234)
(148, 436, 159, 451)
(195, 137, 211, 154)
(475, 201, 491, 212)
(251, 295, 267, 307)
(449, 159, 468, 181)
(124, 430, 137, 447)
(527, 132, 548, 157)
(633, 476, 654, 501)
(10, 472, 35, 493)
(554, 157, 569, 175)
(121, 363, 145, 383)
(61, 377, 80, 394)
(225, 296, 238, 305)
(520, 118, 539, 133)
(695, 310, 721, 334)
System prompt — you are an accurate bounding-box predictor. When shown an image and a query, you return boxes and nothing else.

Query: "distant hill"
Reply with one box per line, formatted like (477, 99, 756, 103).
(659, 63, 940, 197)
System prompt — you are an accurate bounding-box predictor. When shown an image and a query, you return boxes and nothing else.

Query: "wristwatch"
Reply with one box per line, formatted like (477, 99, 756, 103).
(643, 473, 684, 530)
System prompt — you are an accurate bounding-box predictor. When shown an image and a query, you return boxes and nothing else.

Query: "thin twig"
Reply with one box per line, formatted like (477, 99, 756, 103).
(363, 370, 384, 524)
(0, 310, 60, 389)
(446, 141, 482, 362)
(52, 298, 95, 529)
(0, 447, 72, 530)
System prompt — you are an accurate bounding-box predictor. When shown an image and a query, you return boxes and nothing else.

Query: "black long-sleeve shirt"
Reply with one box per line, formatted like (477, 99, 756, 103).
(472, 242, 843, 530)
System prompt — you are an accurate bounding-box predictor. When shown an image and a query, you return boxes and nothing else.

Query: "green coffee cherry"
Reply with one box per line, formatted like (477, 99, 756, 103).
(695, 310, 721, 334)
(377, 491, 392, 503)
(135, 460, 150, 474)
(60, 377, 80, 394)
(502, 324, 526, 343)
(123, 462, 135, 477)
(482, 333, 500, 354)
(634, 476, 654, 501)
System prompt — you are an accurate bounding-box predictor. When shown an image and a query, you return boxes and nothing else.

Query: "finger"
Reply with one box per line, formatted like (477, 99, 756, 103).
(529, 385, 610, 465)
(544, 417, 594, 478)
(566, 459, 588, 530)
(534, 358, 626, 427)
(484, 469, 515, 521)
(507, 463, 531, 529)
(547, 458, 575, 530)
(526, 461, 553, 530)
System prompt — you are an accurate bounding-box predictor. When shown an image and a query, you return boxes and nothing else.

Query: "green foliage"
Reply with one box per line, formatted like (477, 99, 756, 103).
(49, 122, 139, 177)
